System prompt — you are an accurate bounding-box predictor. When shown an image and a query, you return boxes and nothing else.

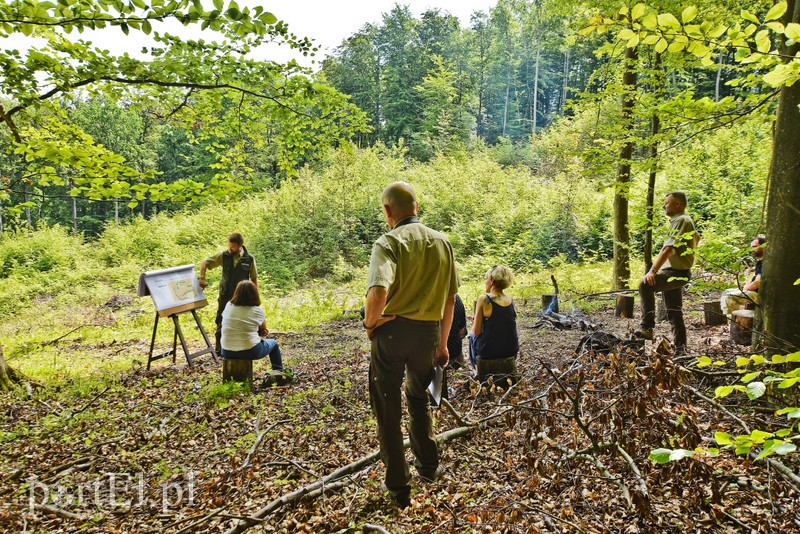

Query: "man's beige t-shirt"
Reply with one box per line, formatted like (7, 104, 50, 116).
(367, 220, 458, 321)
(662, 213, 697, 270)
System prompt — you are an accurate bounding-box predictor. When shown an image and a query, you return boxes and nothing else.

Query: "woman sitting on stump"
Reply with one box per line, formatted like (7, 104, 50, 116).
(220, 280, 283, 371)
(469, 266, 519, 382)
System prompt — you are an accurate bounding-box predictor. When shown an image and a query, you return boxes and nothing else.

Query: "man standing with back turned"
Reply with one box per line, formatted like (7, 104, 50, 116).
(199, 232, 258, 353)
(364, 182, 458, 509)
(636, 192, 699, 354)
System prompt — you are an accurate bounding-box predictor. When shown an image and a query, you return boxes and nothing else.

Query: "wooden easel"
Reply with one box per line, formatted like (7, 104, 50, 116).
(147, 307, 217, 370)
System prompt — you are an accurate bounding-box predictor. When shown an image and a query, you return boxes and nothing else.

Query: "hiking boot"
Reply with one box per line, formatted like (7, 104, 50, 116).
(634, 328, 653, 341)
(418, 466, 444, 483)
(391, 492, 411, 509)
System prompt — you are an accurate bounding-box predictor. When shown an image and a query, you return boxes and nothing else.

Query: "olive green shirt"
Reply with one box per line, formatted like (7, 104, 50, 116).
(662, 212, 697, 270)
(202, 250, 257, 293)
(367, 220, 459, 321)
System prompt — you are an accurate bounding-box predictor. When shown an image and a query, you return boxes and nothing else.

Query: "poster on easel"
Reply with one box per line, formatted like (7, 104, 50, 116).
(138, 264, 216, 368)
(137, 264, 208, 317)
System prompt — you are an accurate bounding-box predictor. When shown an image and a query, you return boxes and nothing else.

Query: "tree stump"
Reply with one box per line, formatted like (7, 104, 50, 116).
(222, 359, 253, 385)
(0, 345, 24, 392)
(542, 294, 558, 313)
(656, 293, 667, 323)
(703, 300, 726, 326)
(476, 356, 518, 386)
(731, 309, 755, 345)
(614, 295, 635, 318)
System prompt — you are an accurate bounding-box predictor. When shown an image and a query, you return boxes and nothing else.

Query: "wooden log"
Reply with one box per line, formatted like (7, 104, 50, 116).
(476, 356, 518, 386)
(223, 359, 253, 385)
(731, 310, 755, 345)
(656, 293, 667, 323)
(703, 300, 726, 326)
(614, 295, 635, 318)
(542, 294, 558, 313)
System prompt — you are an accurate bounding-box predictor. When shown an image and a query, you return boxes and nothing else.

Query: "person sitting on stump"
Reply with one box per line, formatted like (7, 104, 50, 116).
(636, 192, 699, 355)
(220, 280, 283, 371)
(720, 236, 765, 317)
(468, 266, 519, 378)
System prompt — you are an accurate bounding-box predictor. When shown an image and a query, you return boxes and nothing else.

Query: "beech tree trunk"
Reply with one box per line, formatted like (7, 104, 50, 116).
(0, 346, 24, 391)
(762, 0, 800, 354)
(613, 45, 638, 290)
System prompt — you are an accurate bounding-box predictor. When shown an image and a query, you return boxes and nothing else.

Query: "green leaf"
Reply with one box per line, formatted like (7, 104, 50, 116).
(649, 448, 672, 464)
(740, 371, 761, 383)
(765, 2, 788, 22)
(632, 3, 647, 21)
(213, 0, 223, 9)
(734, 443, 752, 455)
(142, 19, 152, 34)
(787, 23, 800, 41)
(776, 428, 792, 438)
(655, 37, 668, 53)
(771, 354, 786, 364)
(785, 352, 800, 363)
(682, 6, 698, 24)
(755, 29, 772, 53)
(741, 10, 760, 24)
(751, 355, 766, 365)
(715, 431, 734, 445)
(746, 381, 766, 400)
(715, 385, 735, 397)
(697, 356, 712, 368)
(773, 442, 797, 455)
(618, 28, 636, 40)
(778, 377, 799, 389)
(669, 449, 695, 461)
(736, 357, 751, 367)
(750, 429, 774, 443)
(657, 13, 681, 30)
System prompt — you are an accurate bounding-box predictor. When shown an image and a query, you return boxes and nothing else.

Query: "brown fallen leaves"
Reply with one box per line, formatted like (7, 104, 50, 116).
(1, 305, 798, 532)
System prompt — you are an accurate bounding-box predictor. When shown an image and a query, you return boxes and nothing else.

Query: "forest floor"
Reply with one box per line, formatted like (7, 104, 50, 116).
(1, 296, 798, 533)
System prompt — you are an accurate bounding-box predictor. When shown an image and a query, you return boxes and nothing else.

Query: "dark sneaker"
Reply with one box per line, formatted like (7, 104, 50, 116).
(418, 466, 444, 483)
(634, 328, 653, 341)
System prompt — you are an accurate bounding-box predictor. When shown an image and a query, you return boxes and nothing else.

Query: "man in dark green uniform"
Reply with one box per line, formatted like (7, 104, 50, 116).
(364, 182, 458, 509)
(636, 192, 699, 354)
(199, 232, 258, 352)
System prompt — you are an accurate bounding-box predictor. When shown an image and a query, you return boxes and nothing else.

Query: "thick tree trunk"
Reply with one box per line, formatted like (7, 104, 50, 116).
(613, 45, 638, 290)
(762, 0, 800, 354)
(0, 346, 24, 391)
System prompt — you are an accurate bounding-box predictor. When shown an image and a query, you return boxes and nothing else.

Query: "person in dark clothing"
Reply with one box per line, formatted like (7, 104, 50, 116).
(199, 232, 258, 352)
(446, 294, 467, 369)
(468, 266, 519, 368)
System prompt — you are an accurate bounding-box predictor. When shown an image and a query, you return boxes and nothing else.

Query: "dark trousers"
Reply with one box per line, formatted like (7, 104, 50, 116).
(369, 320, 439, 498)
(639, 269, 691, 350)
(214, 295, 230, 351)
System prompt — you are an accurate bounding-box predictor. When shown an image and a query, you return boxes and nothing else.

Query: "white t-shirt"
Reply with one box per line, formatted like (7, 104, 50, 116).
(220, 303, 265, 351)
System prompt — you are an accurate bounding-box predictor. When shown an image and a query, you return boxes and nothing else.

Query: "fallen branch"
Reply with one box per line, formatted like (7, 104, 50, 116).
(536, 432, 631, 507)
(66, 386, 110, 421)
(362, 523, 391, 534)
(225, 425, 476, 534)
(440, 397, 470, 427)
(173, 505, 228, 534)
(240, 418, 290, 471)
(616, 444, 650, 515)
(35, 503, 85, 520)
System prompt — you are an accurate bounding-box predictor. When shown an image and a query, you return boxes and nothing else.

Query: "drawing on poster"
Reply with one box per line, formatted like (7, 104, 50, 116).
(138, 264, 207, 316)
